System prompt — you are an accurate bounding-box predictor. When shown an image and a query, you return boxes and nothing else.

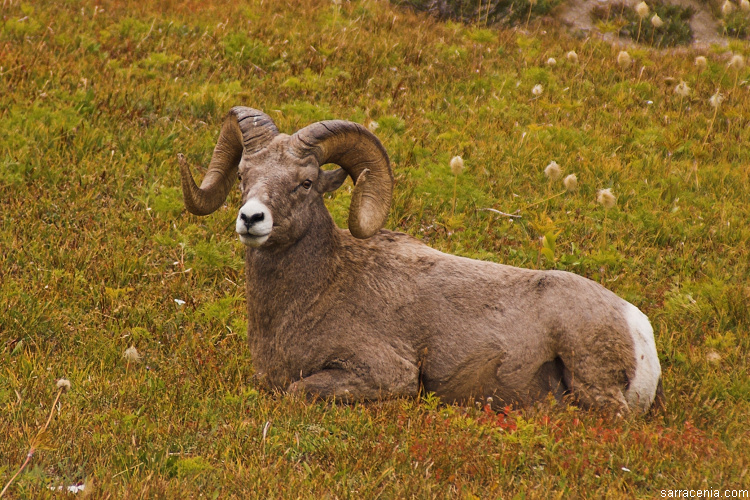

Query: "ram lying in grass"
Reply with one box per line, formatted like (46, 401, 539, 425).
(180, 106, 663, 415)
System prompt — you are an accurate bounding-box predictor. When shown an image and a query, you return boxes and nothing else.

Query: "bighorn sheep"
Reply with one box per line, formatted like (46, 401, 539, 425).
(179, 107, 662, 414)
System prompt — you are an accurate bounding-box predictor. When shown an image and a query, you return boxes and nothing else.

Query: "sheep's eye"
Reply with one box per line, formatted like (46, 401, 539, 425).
(302, 179, 313, 190)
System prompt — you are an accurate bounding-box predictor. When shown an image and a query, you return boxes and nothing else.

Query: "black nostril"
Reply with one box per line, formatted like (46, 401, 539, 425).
(241, 212, 265, 227)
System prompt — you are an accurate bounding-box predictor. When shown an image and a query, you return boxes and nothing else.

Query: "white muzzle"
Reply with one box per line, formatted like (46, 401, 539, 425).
(236, 199, 273, 247)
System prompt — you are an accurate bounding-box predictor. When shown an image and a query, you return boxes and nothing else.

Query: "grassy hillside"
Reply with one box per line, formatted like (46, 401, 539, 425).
(1, 0, 749, 497)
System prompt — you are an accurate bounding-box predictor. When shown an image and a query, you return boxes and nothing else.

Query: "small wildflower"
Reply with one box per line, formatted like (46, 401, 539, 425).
(532, 84, 544, 96)
(544, 161, 562, 181)
(709, 91, 724, 108)
(728, 54, 745, 70)
(635, 1, 650, 18)
(674, 81, 690, 97)
(450, 156, 464, 176)
(741, 0, 750, 12)
(546, 57, 556, 66)
(563, 174, 578, 192)
(566, 50, 578, 63)
(174, 298, 186, 306)
(706, 350, 721, 364)
(56, 378, 72, 392)
(617, 51, 632, 69)
(650, 14, 664, 28)
(694, 56, 708, 70)
(367, 120, 379, 132)
(124, 346, 141, 362)
(597, 188, 616, 209)
(722, 0, 735, 16)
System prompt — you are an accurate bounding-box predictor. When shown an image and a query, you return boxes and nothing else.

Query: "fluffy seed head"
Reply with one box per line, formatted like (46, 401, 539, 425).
(674, 81, 690, 97)
(722, 0, 735, 15)
(635, 1, 650, 18)
(566, 50, 578, 63)
(709, 91, 724, 108)
(650, 14, 664, 28)
(124, 346, 141, 362)
(532, 84, 544, 96)
(617, 51, 632, 69)
(728, 54, 745, 70)
(694, 56, 708, 70)
(544, 161, 562, 181)
(56, 378, 72, 392)
(597, 188, 617, 209)
(450, 155, 464, 176)
(546, 57, 557, 66)
(367, 120, 379, 132)
(741, 0, 750, 12)
(563, 174, 578, 192)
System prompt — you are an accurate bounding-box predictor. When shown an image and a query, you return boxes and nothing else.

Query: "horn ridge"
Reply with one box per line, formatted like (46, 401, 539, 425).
(291, 120, 393, 239)
(180, 107, 279, 216)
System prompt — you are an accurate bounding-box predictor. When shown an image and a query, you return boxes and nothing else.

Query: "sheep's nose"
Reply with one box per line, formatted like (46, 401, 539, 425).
(240, 212, 265, 229)
(236, 199, 273, 246)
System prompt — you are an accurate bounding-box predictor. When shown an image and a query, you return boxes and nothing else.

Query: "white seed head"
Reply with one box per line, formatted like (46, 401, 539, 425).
(124, 346, 141, 362)
(546, 57, 557, 66)
(722, 0, 735, 16)
(709, 91, 724, 108)
(617, 51, 632, 69)
(674, 81, 690, 97)
(741, 0, 750, 12)
(532, 84, 544, 96)
(56, 378, 72, 392)
(706, 350, 722, 364)
(650, 14, 664, 28)
(635, 1, 650, 19)
(728, 54, 745, 70)
(566, 50, 578, 63)
(367, 120, 379, 132)
(597, 188, 617, 209)
(694, 55, 708, 70)
(563, 174, 578, 192)
(450, 155, 464, 176)
(544, 161, 562, 181)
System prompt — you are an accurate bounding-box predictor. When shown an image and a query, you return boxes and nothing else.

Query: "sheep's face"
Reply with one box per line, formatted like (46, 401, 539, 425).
(235, 138, 347, 248)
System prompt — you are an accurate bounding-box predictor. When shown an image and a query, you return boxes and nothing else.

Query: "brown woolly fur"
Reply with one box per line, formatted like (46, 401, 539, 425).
(182, 109, 661, 416)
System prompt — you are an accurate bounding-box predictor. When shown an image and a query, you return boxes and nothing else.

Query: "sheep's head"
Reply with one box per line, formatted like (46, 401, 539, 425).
(180, 107, 393, 247)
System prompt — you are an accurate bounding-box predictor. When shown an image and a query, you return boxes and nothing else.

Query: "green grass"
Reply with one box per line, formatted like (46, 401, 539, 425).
(1, 0, 749, 497)
(591, 1, 696, 47)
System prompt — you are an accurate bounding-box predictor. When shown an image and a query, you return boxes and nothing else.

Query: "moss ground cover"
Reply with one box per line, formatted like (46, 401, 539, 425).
(1, 0, 749, 497)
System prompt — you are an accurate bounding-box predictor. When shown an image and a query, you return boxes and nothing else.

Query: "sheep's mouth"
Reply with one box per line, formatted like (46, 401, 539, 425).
(238, 231, 271, 247)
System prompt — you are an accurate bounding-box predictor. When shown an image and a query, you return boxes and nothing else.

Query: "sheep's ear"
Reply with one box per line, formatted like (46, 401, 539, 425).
(317, 168, 349, 193)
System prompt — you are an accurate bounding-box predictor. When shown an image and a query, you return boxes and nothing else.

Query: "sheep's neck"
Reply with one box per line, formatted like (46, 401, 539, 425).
(244, 206, 341, 332)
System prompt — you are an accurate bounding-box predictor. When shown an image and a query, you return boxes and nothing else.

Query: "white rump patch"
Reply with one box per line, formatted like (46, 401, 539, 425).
(236, 198, 273, 247)
(622, 302, 661, 413)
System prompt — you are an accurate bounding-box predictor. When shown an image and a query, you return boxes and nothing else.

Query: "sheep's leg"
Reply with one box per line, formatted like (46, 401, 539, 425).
(559, 363, 631, 416)
(287, 366, 419, 402)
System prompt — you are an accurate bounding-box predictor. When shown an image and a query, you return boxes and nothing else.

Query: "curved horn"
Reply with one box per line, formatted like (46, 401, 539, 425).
(290, 121, 393, 239)
(180, 107, 279, 216)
